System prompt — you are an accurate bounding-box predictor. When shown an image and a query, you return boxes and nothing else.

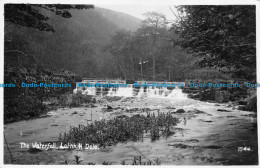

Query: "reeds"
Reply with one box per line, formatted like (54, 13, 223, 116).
(63, 155, 160, 165)
(59, 112, 179, 147)
(123, 155, 161, 165)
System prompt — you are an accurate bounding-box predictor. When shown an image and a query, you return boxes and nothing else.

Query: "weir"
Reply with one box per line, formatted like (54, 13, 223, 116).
(73, 79, 187, 99)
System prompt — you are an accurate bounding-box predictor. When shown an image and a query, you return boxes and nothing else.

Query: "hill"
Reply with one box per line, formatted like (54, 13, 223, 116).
(5, 6, 141, 77)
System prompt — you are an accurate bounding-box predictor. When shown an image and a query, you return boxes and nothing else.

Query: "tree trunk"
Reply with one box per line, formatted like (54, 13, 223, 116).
(152, 54, 155, 81)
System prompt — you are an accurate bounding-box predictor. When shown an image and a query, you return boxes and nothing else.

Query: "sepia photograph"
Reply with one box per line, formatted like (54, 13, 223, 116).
(1, 0, 259, 166)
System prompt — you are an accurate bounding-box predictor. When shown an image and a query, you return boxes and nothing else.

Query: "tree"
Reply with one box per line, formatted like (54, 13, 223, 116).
(142, 12, 168, 80)
(5, 4, 94, 32)
(172, 5, 256, 80)
(107, 26, 193, 81)
(108, 29, 133, 79)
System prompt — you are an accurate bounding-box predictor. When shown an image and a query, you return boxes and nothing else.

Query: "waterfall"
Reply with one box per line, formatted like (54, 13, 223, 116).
(137, 87, 145, 97)
(167, 87, 187, 99)
(75, 82, 187, 99)
(82, 87, 96, 95)
(73, 88, 78, 94)
(115, 86, 133, 97)
(107, 88, 114, 96)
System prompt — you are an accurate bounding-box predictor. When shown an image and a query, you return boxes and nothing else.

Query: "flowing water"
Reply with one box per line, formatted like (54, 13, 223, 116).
(74, 85, 187, 99)
(4, 85, 258, 165)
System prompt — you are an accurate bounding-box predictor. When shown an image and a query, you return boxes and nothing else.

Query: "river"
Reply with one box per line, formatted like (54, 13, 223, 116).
(4, 87, 258, 165)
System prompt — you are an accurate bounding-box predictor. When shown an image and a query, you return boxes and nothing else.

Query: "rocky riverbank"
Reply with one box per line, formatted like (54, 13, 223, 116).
(183, 81, 257, 112)
(4, 94, 258, 165)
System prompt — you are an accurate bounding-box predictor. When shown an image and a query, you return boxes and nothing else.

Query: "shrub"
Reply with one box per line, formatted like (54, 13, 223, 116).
(58, 94, 69, 107)
(215, 90, 230, 103)
(4, 67, 81, 123)
(246, 95, 257, 112)
(70, 92, 93, 107)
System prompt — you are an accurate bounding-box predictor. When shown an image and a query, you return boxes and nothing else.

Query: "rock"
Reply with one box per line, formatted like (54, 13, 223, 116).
(72, 111, 78, 114)
(105, 96, 122, 102)
(143, 108, 151, 112)
(168, 143, 191, 149)
(126, 108, 140, 113)
(91, 98, 97, 103)
(217, 109, 232, 112)
(226, 116, 237, 118)
(188, 93, 200, 99)
(176, 109, 185, 113)
(203, 145, 222, 149)
(238, 105, 247, 111)
(165, 106, 176, 109)
(215, 104, 221, 106)
(115, 115, 129, 119)
(102, 107, 113, 112)
(200, 119, 213, 123)
(186, 139, 199, 143)
(200, 89, 215, 101)
(28, 148, 42, 154)
(85, 103, 97, 108)
(241, 114, 257, 118)
(237, 100, 248, 105)
(193, 109, 206, 114)
(193, 93, 201, 98)
(90, 104, 97, 108)
(107, 105, 113, 110)
(132, 114, 141, 118)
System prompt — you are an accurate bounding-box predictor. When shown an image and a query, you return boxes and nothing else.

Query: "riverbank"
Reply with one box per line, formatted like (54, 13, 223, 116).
(4, 95, 258, 165)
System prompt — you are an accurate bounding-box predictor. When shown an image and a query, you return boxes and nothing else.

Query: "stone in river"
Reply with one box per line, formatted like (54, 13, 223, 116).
(237, 100, 248, 105)
(28, 148, 42, 154)
(217, 109, 232, 112)
(165, 106, 175, 109)
(176, 109, 185, 113)
(107, 105, 113, 110)
(238, 105, 247, 111)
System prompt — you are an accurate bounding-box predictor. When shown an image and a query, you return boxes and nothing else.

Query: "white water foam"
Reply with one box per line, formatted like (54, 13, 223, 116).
(75, 84, 187, 99)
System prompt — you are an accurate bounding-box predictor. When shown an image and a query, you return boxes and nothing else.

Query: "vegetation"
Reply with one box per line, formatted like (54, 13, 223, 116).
(5, 4, 94, 32)
(4, 4, 140, 123)
(4, 4, 256, 120)
(107, 12, 196, 81)
(5, 5, 255, 82)
(59, 112, 179, 147)
(172, 5, 256, 80)
(4, 66, 82, 123)
(4, 5, 140, 79)
(246, 95, 257, 112)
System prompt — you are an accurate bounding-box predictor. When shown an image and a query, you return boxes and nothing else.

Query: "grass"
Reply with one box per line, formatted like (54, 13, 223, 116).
(59, 112, 179, 147)
(64, 155, 160, 165)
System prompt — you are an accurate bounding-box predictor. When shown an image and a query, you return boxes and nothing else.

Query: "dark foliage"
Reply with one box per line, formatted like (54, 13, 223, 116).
(172, 5, 256, 80)
(5, 4, 94, 32)
(5, 7, 140, 79)
(4, 66, 82, 123)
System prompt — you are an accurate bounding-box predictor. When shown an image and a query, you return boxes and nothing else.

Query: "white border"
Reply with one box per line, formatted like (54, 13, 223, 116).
(0, 0, 259, 168)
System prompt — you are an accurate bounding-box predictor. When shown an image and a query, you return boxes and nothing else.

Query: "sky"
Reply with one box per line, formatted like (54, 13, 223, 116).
(96, 5, 178, 21)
